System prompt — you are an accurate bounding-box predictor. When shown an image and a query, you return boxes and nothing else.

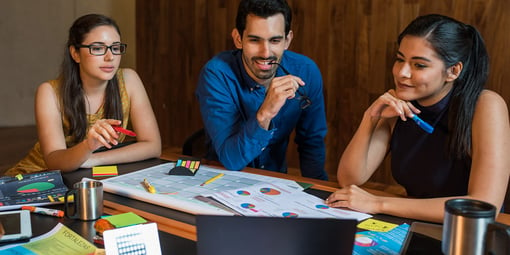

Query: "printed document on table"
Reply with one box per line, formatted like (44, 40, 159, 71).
(0, 223, 98, 254)
(102, 163, 304, 215)
(204, 182, 372, 221)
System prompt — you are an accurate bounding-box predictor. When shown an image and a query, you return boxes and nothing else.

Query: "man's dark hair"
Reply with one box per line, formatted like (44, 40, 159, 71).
(235, 0, 292, 37)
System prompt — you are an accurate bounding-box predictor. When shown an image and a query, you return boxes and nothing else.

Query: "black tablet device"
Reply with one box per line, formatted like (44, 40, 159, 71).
(400, 221, 443, 255)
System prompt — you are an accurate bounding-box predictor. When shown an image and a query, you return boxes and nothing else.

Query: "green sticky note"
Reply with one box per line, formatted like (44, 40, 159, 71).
(297, 182, 313, 189)
(105, 212, 147, 228)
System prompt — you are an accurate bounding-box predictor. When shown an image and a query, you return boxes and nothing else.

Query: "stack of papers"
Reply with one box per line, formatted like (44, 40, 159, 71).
(203, 182, 372, 221)
(92, 166, 119, 178)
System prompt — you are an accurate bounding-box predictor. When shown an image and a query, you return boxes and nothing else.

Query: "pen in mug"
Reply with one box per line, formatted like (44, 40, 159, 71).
(21, 206, 64, 217)
(411, 114, 434, 134)
(200, 173, 224, 186)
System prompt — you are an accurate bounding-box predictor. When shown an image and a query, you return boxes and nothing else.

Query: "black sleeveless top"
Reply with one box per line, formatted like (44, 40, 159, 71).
(390, 93, 471, 198)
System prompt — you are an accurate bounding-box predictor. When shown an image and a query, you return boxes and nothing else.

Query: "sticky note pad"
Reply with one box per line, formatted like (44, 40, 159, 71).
(93, 166, 118, 177)
(357, 218, 399, 232)
(168, 157, 201, 176)
(104, 212, 147, 228)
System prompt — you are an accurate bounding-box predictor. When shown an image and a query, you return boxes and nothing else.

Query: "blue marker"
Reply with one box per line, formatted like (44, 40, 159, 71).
(411, 114, 434, 134)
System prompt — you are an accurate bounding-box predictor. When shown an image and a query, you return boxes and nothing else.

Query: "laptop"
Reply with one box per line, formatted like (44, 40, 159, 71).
(196, 215, 357, 255)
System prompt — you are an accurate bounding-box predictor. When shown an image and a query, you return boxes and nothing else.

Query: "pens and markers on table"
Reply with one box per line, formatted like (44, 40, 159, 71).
(21, 206, 64, 217)
(411, 114, 434, 134)
(200, 173, 224, 186)
(142, 178, 157, 193)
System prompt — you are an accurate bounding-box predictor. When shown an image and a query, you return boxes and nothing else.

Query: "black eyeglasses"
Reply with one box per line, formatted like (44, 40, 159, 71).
(269, 62, 312, 109)
(77, 43, 127, 56)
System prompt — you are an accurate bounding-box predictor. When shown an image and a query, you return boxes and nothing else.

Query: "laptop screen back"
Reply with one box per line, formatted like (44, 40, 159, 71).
(196, 215, 357, 255)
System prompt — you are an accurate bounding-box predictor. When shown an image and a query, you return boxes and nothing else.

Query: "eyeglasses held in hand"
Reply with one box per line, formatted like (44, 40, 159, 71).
(77, 43, 127, 56)
(269, 62, 312, 109)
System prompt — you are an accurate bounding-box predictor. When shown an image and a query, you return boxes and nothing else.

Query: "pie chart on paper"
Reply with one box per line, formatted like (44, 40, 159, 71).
(236, 190, 251, 196)
(282, 212, 299, 218)
(17, 182, 55, 193)
(259, 187, 281, 195)
(315, 204, 329, 209)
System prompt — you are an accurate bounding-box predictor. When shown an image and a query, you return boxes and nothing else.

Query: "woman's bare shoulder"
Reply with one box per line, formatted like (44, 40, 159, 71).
(477, 90, 508, 110)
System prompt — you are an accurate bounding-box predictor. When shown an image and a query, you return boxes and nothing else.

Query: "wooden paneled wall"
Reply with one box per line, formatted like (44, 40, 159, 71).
(136, 0, 510, 184)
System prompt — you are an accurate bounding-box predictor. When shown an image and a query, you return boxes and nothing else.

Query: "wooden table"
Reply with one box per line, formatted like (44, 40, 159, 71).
(105, 151, 505, 240)
(47, 152, 509, 254)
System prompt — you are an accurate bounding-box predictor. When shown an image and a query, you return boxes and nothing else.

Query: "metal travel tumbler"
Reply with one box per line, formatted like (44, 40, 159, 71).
(441, 198, 496, 255)
(64, 180, 103, 221)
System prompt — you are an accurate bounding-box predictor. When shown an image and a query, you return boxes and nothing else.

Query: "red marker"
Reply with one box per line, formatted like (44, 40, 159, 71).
(113, 126, 137, 137)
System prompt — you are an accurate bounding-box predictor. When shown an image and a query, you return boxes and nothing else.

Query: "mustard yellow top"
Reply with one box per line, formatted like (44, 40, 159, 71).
(5, 69, 130, 176)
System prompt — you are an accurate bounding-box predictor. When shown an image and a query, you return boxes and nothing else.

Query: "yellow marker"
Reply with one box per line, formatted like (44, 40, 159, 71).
(200, 173, 224, 186)
(47, 195, 55, 202)
(143, 178, 157, 193)
(15, 174, 23, 180)
(58, 196, 73, 203)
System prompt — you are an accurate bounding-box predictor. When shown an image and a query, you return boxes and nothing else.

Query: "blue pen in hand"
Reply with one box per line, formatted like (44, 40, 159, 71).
(410, 114, 434, 134)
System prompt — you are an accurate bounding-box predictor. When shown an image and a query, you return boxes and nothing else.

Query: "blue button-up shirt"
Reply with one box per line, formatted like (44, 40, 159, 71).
(196, 50, 328, 180)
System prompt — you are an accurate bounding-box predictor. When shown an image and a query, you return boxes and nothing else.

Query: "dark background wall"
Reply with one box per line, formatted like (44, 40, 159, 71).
(136, 0, 510, 184)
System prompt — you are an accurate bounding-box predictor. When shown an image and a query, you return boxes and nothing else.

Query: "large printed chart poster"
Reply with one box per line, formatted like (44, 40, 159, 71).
(101, 163, 302, 215)
(102, 163, 371, 221)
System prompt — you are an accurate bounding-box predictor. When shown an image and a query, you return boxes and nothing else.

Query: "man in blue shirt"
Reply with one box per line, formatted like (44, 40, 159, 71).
(196, 0, 328, 180)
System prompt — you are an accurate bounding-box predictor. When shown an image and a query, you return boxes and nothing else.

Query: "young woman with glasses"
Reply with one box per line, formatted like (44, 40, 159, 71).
(5, 14, 161, 175)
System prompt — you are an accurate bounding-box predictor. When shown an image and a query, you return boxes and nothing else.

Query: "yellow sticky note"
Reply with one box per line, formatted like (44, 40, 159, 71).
(93, 166, 118, 177)
(357, 218, 398, 232)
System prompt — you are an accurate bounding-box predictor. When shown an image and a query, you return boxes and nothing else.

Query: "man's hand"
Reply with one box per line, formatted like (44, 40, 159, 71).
(257, 75, 305, 129)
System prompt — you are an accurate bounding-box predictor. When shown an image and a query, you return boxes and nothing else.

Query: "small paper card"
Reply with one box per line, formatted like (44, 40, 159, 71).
(103, 222, 161, 255)
(168, 157, 201, 176)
